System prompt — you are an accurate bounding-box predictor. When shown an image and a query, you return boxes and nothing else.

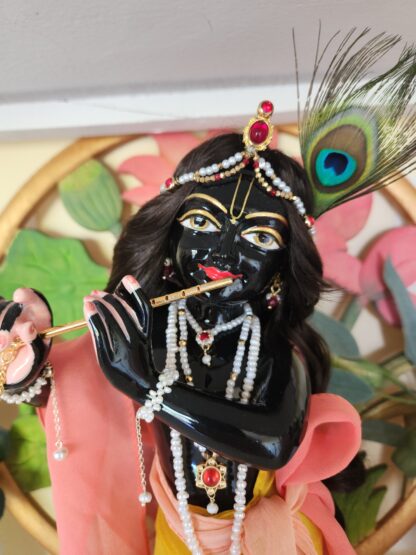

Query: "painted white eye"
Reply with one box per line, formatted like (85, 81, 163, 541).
(242, 231, 280, 251)
(179, 213, 220, 233)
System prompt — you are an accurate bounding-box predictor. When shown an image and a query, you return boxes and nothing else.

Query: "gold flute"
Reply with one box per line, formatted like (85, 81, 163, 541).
(0, 278, 233, 394)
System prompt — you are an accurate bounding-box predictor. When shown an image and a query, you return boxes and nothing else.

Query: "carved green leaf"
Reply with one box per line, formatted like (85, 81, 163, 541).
(362, 419, 407, 447)
(309, 311, 360, 358)
(328, 368, 374, 404)
(331, 356, 385, 389)
(392, 429, 416, 477)
(0, 229, 108, 339)
(384, 258, 416, 365)
(59, 159, 122, 236)
(333, 464, 387, 545)
(6, 414, 50, 492)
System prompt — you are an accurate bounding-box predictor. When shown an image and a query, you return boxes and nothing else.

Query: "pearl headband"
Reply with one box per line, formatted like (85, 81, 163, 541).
(160, 101, 316, 234)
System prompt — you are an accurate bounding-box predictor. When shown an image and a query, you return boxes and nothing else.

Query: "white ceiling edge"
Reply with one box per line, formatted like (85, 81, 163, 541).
(0, 82, 309, 140)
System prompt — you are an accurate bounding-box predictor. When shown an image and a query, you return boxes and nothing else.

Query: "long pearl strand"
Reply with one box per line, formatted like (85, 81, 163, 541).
(170, 300, 260, 555)
(136, 300, 261, 553)
(171, 428, 248, 555)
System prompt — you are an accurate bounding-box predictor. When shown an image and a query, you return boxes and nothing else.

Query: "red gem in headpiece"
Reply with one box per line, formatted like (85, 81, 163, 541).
(165, 177, 174, 188)
(261, 100, 274, 115)
(243, 157, 250, 166)
(306, 215, 315, 226)
(270, 190, 277, 197)
(198, 331, 210, 342)
(249, 121, 269, 145)
(215, 173, 221, 181)
(202, 467, 221, 487)
(253, 160, 259, 169)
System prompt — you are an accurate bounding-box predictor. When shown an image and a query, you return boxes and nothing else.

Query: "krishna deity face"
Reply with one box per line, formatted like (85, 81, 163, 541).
(170, 173, 290, 304)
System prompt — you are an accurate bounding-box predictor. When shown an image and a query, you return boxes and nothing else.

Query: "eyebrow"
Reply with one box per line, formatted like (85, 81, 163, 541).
(185, 193, 228, 214)
(244, 212, 288, 227)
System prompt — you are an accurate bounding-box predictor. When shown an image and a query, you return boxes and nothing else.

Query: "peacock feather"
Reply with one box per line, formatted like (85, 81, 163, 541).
(297, 28, 416, 218)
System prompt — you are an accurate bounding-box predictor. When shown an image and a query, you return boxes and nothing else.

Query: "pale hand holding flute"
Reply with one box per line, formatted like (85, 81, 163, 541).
(0, 278, 233, 394)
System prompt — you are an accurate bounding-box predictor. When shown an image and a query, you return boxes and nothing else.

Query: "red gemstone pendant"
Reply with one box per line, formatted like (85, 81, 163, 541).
(202, 467, 221, 487)
(243, 100, 275, 151)
(198, 331, 210, 342)
(249, 120, 270, 145)
(260, 100, 274, 116)
(196, 457, 227, 495)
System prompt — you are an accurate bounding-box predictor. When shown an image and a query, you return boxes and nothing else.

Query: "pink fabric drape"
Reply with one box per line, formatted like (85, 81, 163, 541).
(150, 393, 360, 555)
(39, 334, 152, 555)
(39, 335, 360, 555)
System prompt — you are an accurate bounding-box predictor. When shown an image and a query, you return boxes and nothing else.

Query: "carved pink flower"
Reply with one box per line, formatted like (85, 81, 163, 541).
(360, 226, 416, 326)
(315, 195, 373, 294)
(120, 132, 202, 206)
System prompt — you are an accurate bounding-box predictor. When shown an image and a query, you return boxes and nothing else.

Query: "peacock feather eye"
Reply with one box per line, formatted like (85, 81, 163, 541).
(315, 149, 357, 186)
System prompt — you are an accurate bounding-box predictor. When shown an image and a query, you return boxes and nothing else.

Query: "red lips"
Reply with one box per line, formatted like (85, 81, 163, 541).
(198, 264, 243, 281)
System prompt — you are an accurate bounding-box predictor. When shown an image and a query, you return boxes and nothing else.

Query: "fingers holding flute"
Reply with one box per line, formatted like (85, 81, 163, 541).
(83, 276, 155, 395)
(0, 288, 53, 396)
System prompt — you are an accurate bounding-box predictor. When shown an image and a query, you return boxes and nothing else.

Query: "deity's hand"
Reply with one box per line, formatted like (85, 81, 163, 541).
(0, 288, 53, 395)
(83, 275, 155, 400)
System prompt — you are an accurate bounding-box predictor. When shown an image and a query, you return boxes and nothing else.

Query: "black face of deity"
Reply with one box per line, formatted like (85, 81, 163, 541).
(170, 173, 290, 304)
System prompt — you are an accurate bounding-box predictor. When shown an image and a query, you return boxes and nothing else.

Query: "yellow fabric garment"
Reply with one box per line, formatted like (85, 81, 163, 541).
(154, 470, 324, 554)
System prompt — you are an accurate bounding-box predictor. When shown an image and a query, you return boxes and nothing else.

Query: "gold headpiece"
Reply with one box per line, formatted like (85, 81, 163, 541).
(160, 101, 315, 233)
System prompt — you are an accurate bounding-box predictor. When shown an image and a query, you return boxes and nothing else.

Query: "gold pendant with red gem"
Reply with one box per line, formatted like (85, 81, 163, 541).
(196, 330, 214, 366)
(195, 456, 227, 514)
(243, 100, 275, 152)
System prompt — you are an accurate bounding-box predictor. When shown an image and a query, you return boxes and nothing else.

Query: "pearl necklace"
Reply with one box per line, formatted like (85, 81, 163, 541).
(136, 300, 262, 554)
(181, 302, 249, 367)
(170, 300, 261, 554)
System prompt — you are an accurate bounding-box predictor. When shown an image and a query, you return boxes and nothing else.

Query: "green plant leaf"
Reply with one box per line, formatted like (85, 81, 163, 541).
(384, 258, 416, 365)
(59, 159, 122, 235)
(362, 419, 407, 447)
(340, 297, 361, 330)
(0, 489, 4, 519)
(5, 414, 50, 492)
(333, 464, 387, 545)
(332, 356, 385, 388)
(329, 368, 374, 404)
(18, 404, 36, 416)
(392, 428, 416, 477)
(309, 311, 360, 358)
(0, 229, 109, 339)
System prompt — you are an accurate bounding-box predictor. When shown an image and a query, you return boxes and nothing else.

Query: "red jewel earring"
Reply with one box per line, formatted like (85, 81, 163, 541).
(266, 274, 282, 310)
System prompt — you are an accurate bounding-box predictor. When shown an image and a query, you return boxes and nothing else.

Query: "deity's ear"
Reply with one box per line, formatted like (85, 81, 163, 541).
(275, 393, 361, 490)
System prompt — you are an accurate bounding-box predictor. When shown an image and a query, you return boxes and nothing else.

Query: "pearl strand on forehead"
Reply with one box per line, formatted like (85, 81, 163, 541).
(160, 150, 315, 235)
